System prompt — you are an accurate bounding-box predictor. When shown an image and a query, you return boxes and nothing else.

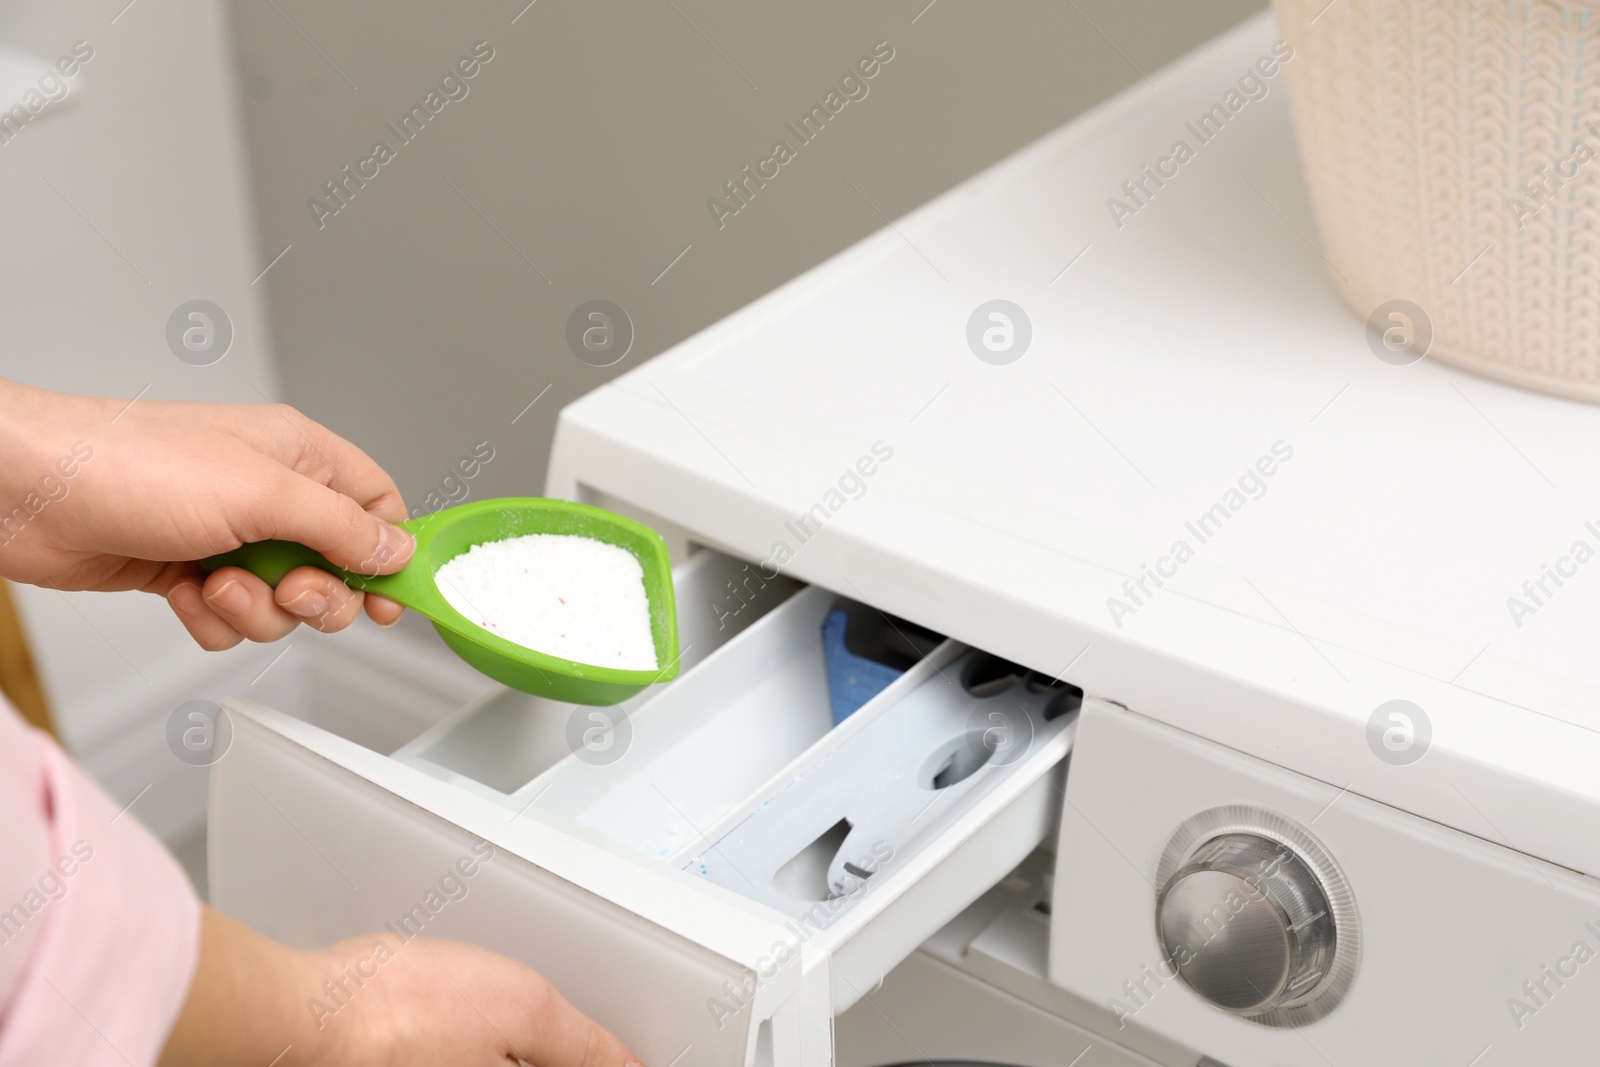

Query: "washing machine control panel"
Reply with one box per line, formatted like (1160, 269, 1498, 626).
(1049, 702, 1600, 1064)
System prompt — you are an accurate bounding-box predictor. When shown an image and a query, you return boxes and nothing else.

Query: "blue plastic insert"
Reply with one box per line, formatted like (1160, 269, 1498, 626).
(821, 608, 905, 725)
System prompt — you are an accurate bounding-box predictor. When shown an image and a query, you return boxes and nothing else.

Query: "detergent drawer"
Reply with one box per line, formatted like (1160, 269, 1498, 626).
(209, 547, 1080, 1067)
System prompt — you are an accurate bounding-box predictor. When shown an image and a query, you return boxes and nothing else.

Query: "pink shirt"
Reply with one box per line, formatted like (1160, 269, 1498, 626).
(0, 700, 198, 1066)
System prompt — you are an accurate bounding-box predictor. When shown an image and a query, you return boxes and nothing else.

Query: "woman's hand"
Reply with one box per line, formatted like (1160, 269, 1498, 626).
(160, 907, 641, 1067)
(307, 933, 641, 1067)
(0, 379, 412, 648)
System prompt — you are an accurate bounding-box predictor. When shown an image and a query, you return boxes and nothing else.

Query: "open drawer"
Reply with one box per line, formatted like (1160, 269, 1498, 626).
(209, 547, 1080, 1067)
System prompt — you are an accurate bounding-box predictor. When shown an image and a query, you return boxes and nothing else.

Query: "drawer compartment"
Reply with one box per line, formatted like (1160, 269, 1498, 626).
(521, 579, 1077, 921)
(209, 548, 1081, 1067)
(525, 585, 852, 857)
(389, 548, 803, 799)
(680, 638, 1076, 928)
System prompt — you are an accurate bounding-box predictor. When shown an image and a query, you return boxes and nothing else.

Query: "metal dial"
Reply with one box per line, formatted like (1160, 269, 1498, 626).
(1154, 807, 1359, 1028)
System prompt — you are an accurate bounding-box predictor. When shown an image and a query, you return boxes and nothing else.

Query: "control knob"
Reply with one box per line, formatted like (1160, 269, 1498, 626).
(1155, 831, 1338, 1020)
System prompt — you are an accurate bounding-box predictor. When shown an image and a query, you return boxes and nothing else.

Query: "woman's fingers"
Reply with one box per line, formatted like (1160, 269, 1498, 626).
(272, 566, 365, 633)
(201, 567, 304, 643)
(233, 403, 408, 523)
(235, 469, 415, 578)
(452, 951, 638, 1067)
(363, 593, 404, 627)
(190, 562, 404, 640)
(157, 564, 371, 646)
(167, 577, 246, 651)
(147, 403, 414, 645)
(507, 983, 637, 1067)
(148, 561, 244, 651)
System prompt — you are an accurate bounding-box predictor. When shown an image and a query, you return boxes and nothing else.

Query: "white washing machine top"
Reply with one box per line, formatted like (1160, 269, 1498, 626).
(549, 13, 1600, 881)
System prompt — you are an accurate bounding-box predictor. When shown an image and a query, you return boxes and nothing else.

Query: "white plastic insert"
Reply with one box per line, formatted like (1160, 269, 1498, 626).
(515, 580, 1079, 930)
(524, 586, 850, 858)
(683, 643, 1077, 926)
(391, 548, 802, 799)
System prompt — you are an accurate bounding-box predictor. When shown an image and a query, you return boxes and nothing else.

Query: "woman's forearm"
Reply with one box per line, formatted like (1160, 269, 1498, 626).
(158, 907, 326, 1067)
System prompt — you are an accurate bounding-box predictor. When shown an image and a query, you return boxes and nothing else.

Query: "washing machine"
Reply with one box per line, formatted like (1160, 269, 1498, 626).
(210, 13, 1600, 1066)
(834, 848, 1179, 1067)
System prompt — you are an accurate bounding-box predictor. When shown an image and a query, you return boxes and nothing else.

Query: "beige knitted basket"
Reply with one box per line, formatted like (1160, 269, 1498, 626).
(1273, 0, 1600, 400)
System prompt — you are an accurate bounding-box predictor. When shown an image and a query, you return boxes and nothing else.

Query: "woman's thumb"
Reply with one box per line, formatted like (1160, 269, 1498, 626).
(265, 474, 415, 576)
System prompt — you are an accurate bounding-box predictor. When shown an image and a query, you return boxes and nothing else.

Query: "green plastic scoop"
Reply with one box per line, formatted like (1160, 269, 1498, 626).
(202, 497, 680, 705)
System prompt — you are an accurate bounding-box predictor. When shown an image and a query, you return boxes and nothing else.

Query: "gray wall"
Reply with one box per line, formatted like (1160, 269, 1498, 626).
(226, 0, 1265, 508)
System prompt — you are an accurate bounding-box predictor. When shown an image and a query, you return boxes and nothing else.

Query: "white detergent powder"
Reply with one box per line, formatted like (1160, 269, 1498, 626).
(434, 534, 659, 670)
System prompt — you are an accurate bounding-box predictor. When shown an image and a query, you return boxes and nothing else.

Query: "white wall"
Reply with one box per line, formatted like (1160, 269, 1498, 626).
(0, 1, 278, 769)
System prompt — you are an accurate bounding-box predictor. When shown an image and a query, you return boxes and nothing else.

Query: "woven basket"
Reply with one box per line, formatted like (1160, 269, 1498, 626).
(1273, 0, 1600, 400)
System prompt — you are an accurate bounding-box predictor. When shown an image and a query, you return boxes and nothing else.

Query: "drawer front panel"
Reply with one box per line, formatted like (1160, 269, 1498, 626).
(211, 715, 758, 1067)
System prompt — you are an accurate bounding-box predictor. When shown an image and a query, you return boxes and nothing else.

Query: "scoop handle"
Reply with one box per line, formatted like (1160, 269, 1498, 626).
(201, 536, 428, 608)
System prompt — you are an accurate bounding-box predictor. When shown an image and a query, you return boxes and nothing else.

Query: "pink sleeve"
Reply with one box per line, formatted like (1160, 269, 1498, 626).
(0, 700, 199, 1067)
